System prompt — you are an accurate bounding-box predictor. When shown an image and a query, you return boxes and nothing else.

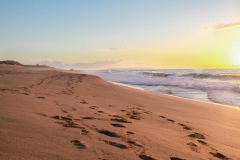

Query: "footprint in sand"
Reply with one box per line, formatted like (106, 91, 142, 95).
(97, 110, 105, 114)
(52, 115, 84, 129)
(127, 140, 143, 148)
(51, 115, 72, 121)
(89, 106, 98, 109)
(209, 152, 231, 160)
(197, 140, 207, 145)
(188, 133, 205, 139)
(187, 142, 199, 153)
(110, 123, 126, 128)
(37, 96, 45, 99)
(138, 154, 156, 160)
(110, 115, 121, 118)
(110, 117, 132, 123)
(80, 129, 89, 135)
(183, 126, 192, 130)
(80, 100, 88, 104)
(170, 157, 186, 160)
(178, 123, 192, 130)
(97, 129, 120, 138)
(103, 140, 127, 149)
(129, 115, 141, 120)
(167, 119, 175, 123)
(71, 140, 86, 149)
(126, 110, 141, 120)
(127, 131, 134, 135)
(82, 117, 96, 120)
(62, 121, 84, 129)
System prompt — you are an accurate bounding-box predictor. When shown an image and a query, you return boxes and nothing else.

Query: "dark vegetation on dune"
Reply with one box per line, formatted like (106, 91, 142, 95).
(0, 60, 52, 68)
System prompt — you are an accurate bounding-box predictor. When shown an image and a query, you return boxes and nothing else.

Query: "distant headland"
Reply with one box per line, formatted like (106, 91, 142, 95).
(0, 60, 52, 68)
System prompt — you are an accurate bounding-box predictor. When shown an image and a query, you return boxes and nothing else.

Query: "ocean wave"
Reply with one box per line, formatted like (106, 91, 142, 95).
(232, 86, 240, 93)
(141, 71, 172, 77)
(89, 69, 240, 107)
(119, 77, 240, 94)
(92, 70, 239, 93)
(180, 73, 240, 79)
(207, 90, 240, 107)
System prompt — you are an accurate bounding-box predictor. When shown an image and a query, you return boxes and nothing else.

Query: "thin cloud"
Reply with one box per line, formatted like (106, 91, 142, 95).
(30, 59, 125, 70)
(214, 21, 240, 29)
(202, 20, 240, 30)
(101, 47, 132, 51)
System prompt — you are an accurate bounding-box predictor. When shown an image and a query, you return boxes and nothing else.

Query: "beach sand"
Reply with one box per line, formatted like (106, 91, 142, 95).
(0, 64, 239, 160)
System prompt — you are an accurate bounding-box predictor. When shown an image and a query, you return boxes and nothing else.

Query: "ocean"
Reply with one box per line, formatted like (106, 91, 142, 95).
(87, 69, 240, 108)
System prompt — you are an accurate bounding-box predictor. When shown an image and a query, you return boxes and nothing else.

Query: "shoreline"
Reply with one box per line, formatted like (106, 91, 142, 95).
(109, 81, 240, 110)
(1, 64, 240, 160)
(110, 82, 145, 91)
(87, 69, 240, 109)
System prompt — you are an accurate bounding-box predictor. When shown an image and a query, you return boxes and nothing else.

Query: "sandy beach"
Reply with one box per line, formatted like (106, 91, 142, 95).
(0, 64, 240, 160)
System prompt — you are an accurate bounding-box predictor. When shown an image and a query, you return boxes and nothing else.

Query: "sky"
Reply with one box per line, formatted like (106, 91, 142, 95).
(1, 0, 240, 69)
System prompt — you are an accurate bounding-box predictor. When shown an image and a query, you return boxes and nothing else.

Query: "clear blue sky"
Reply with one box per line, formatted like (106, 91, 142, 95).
(1, 0, 240, 68)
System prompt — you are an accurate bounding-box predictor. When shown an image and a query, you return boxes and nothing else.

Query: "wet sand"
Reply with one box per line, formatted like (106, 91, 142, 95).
(0, 64, 239, 160)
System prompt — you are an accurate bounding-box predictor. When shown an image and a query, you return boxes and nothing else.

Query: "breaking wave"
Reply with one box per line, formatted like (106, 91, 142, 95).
(180, 73, 240, 80)
(87, 69, 240, 107)
(141, 71, 172, 77)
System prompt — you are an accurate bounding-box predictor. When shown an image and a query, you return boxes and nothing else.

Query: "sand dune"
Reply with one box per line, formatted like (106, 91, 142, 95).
(0, 64, 239, 160)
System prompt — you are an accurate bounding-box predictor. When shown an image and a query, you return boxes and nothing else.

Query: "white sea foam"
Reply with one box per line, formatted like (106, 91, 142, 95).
(86, 69, 240, 107)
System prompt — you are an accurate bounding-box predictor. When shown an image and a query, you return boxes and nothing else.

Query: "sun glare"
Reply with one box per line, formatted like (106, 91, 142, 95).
(232, 54, 240, 65)
(230, 44, 240, 65)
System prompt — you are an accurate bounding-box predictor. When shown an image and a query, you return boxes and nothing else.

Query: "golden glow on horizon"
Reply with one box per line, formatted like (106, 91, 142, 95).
(2, 15, 240, 69)
(1, 1, 240, 70)
(229, 37, 240, 65)
(232, 52, 240, 65)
